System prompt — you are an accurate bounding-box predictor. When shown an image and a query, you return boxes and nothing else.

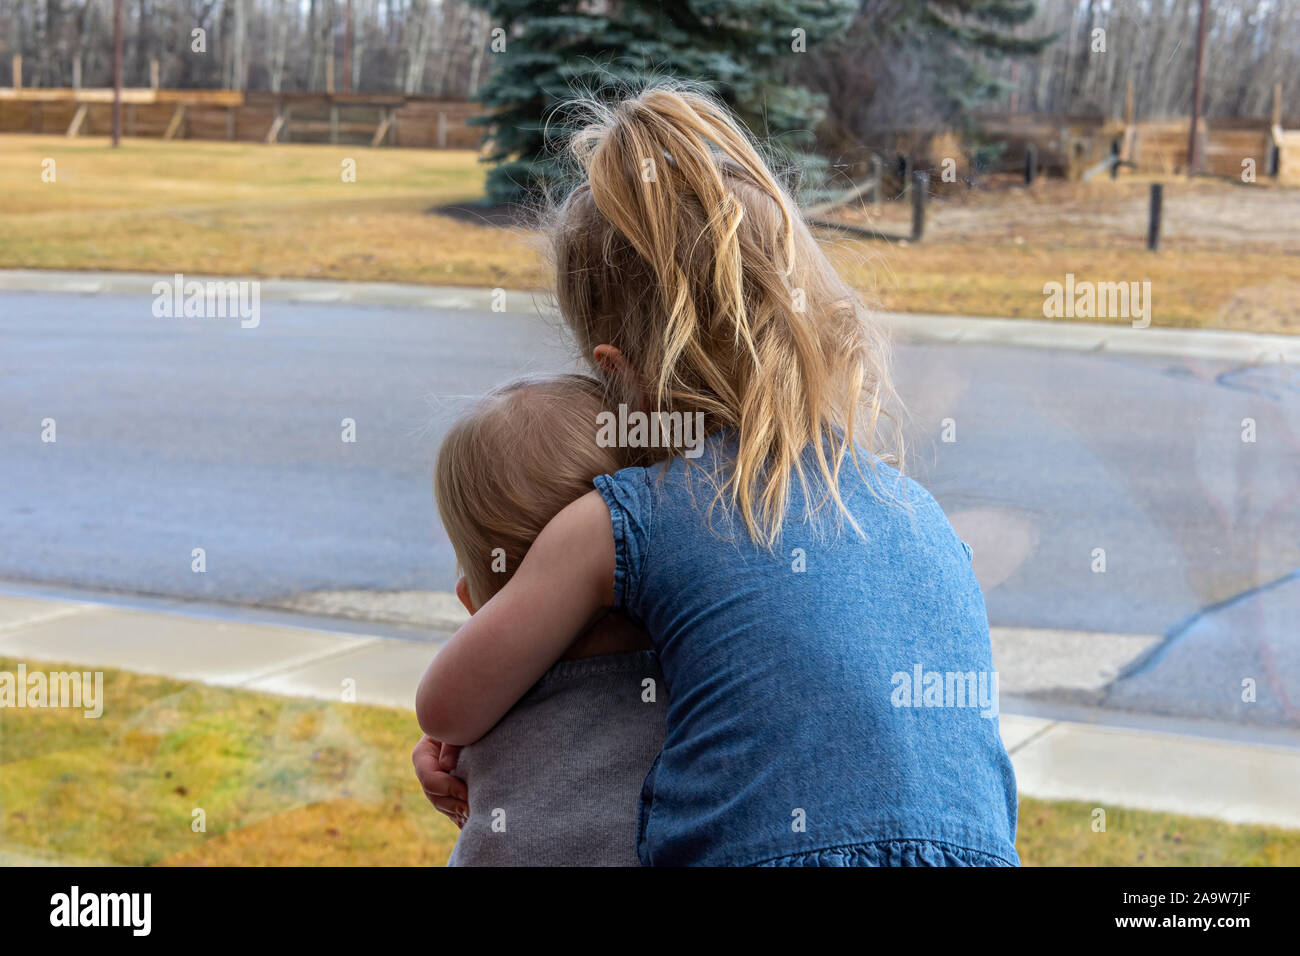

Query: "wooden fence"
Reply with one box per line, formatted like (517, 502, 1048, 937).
(0, 88, 485, 150)
(2, 85, 1297, 186)
(968, 110, 1297, 184)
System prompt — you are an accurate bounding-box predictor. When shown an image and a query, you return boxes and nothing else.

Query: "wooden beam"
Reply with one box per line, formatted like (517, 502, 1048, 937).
(370, 109, 394, 147)
(801, 167, 885, 218)
(150, 59, 159, 91)
(265, 109, 287, 144)
(153, 89, 244, 106)
(292, 120, 380, 136)
(0, 87, 158, 104)
(11, 54, 20, 90)
(65, 103, 89, 137)
(162, 103, 186, 140)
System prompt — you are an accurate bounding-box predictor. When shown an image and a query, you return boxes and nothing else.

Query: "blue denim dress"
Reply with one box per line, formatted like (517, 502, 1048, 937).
(593, 437, 1019, 867)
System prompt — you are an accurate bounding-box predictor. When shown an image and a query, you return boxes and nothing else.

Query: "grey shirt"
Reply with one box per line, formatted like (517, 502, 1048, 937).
(447, 650, 666, 867)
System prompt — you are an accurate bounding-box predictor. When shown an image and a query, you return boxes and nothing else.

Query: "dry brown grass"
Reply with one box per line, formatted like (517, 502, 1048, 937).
(2, 136, 1297, 332)
(3, 654, 1297, 866)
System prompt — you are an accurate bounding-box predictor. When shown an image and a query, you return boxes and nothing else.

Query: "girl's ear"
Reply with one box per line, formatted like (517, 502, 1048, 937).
(455, 576, 476, 615)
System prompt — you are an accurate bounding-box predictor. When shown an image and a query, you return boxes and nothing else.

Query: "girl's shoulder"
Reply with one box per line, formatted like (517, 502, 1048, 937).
(596, 437, 947, 541)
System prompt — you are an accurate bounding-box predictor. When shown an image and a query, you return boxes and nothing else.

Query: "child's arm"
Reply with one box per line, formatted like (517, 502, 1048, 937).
(416, 490, 615, 745)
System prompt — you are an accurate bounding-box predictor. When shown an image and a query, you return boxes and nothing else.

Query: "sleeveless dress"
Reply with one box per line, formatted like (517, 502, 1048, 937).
(593, 436, 1019, 867)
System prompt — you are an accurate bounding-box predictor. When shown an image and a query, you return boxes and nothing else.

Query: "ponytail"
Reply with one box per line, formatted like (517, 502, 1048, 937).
(551, 83, 902, 547)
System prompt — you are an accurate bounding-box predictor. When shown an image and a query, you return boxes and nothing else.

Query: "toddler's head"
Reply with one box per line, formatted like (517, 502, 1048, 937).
(435, 374, 628, 612)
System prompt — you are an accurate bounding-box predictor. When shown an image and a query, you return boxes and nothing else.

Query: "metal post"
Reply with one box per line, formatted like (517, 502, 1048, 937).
(1147, 183, 1163, 251)
(869, 154, 882, 206)
(911, 171, 928, 242)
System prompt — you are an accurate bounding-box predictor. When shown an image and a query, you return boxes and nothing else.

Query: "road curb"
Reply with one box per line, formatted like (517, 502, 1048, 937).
(3, 269, 1297, 362)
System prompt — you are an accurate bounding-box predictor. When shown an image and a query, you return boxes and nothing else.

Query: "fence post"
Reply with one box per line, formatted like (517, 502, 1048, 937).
(1024, 144, 1038, 185)
(437, 111, 447, 149)
(911, 171, 928, 242)
(869, 154, 882, 206)
(1110, 139, 1121, 180)
(1147, 183, 1163, 251)
(901, 155, 913, 199)
(12, 54, 20, 90)
(72, 55, 81, 89)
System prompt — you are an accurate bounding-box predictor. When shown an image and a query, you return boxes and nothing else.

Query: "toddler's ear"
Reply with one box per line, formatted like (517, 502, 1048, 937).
(593, 344, 631, 378)
(455, 576, 476, 615)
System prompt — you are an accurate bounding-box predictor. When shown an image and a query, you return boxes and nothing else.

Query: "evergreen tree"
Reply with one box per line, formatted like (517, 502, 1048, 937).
(914, 0, 1050, 113)
(468, 0, 857, 204)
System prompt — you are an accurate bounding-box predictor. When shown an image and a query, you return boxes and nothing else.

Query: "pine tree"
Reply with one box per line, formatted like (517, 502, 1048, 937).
(468, 0, 858, 204)
(902, 0, 1050, 117)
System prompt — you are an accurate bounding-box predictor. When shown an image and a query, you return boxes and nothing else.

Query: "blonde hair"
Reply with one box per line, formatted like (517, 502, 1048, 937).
(550, 83, 902, 548)
(434, 375, 629, 610)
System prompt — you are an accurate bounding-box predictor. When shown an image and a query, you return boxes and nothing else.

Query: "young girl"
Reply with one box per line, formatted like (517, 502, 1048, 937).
(417, 86, 1019, 867)
(430, 375, 665, 866)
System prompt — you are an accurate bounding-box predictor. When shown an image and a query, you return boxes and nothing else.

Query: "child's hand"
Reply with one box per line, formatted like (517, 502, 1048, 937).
(412, 734, 468, 828)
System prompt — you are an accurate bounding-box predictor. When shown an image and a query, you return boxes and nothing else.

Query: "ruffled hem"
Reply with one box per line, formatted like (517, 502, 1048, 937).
(753, 838, 1017, 867)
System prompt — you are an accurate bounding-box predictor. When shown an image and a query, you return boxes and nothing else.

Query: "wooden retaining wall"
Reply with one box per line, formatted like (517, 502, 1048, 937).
(0, 88, 485, 150)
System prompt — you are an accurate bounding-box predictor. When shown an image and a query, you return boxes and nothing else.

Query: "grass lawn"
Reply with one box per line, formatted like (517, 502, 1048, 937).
(3, 655, 1297, 866)
(3, 135, 1298, 332)
(0, 655, 459, 866)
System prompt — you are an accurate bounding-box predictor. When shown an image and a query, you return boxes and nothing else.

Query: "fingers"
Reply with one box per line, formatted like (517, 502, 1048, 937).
(415, 736, 468, 827)
(412, 735, 442, 777)
(439, 742, 462, 771)
(431, 796, 469, 829)
(420, 770, 468, 803)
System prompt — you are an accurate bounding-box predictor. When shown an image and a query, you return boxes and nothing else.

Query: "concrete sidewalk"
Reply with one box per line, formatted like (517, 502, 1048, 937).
(3, 588, 1300, 830)
(0, 591, 440, 710)
(4, 268, 1298, 363)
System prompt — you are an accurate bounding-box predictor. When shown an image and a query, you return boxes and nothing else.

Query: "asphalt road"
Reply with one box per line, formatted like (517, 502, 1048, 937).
(2, 290, 1297, 727)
